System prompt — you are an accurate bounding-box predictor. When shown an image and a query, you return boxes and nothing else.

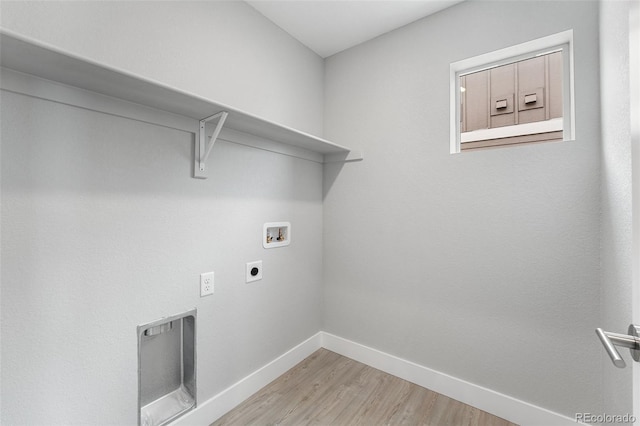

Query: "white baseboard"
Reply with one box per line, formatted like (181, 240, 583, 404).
(320, 332, 582, 426)
(173, 331, 582, 426)
(173, 332, 322, 426)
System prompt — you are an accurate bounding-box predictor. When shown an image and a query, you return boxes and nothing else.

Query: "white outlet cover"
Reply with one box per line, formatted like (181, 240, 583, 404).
(200, 271, 214, 296)
(246, 261, 263, 283)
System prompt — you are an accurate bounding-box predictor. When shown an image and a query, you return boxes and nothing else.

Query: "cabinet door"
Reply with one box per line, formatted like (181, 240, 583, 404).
(462, 70, 489, 132)
(517, 55, 546, 124)
(547, 51, 563, 120)
(490, 63, 516, 128)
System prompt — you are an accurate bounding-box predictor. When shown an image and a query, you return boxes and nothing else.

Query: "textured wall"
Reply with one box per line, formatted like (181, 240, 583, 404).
(0, 1, 325, 424)
(0, 90, 324, 425)
(323, 0, 603, 417)
(599, 0, 634, 419)
(0, 0, 324, 136)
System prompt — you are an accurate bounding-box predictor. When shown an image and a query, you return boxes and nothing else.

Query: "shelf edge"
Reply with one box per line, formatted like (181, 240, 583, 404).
(0, 28, 352, 157)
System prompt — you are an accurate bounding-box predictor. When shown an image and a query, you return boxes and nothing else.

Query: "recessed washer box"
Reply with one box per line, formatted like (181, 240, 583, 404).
(263, 222, 290, 249)
(138, 309, 196, 426)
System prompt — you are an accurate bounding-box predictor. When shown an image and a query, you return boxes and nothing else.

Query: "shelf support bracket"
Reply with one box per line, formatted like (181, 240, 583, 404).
(194, 111, 228, 179)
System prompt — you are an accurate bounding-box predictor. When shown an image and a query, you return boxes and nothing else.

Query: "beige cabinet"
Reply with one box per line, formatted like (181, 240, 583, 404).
(460, 51, 563, 150)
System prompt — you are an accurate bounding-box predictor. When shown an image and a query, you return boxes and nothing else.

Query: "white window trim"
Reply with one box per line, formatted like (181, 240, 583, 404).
(460, 117, 563, 143)
(449, 30, 575, 153)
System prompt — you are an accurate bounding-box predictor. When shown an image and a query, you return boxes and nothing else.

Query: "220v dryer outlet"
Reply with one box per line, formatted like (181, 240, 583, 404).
(246, 261, 262, 283)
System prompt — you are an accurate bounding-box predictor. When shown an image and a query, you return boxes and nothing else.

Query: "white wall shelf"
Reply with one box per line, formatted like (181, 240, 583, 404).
(0, 30, 362, 178)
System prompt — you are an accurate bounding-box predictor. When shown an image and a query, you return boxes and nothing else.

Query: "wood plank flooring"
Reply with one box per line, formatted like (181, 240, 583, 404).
(211, 349, 517, 426)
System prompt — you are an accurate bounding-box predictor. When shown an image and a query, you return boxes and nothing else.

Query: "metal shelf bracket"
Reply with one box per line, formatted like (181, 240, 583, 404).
(194, 111, 228, 179)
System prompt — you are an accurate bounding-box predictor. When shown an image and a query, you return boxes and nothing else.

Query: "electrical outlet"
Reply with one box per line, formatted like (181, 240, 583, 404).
(246, 261, 262, 283)
(200, 272, 214, 296)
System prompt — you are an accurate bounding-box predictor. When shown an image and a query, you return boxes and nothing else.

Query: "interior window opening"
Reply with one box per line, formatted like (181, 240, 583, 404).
(450, 31, 575, 153)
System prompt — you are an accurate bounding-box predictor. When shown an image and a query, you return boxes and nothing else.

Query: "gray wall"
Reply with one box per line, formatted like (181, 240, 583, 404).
(0, 0, 324, 136)
(599, 0, 634, 419)
(323, 0, 603, 417)
(0, 2, 324, 424)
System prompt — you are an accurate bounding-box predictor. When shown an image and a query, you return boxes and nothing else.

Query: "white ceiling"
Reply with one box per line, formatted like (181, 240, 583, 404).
(246, 0, 465, 58)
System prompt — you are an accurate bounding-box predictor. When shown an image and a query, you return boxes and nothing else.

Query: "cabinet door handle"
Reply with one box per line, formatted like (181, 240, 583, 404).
(524, 93, 537, 104)
(495, 99, 507, 109)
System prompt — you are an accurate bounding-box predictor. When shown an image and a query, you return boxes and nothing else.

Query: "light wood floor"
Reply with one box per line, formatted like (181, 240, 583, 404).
(211, 349, 517, 426)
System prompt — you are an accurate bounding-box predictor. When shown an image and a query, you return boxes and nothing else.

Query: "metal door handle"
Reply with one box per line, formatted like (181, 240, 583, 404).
(595, 324, 640, 368)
